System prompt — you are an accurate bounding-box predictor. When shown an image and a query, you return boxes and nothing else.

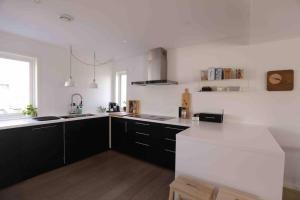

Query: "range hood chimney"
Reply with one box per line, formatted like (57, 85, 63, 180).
(131, 48, 178, 86)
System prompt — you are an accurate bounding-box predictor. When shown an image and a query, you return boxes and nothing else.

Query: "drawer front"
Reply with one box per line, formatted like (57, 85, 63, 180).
(128, 120, 153, 136)
(162, 125, 188, 139)
(160, 149, 176, 169)
(162, 138, 176, 151)
(132, 140, 154, 162)
(134, 131, 152, 144)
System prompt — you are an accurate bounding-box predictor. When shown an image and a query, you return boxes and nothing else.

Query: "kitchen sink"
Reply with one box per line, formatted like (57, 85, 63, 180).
(60, 114, 95, 119)
(33, 116, 61, 121)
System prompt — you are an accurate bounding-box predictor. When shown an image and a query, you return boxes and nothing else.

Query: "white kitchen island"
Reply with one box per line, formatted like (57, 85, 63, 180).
(176, 122, 285, 200)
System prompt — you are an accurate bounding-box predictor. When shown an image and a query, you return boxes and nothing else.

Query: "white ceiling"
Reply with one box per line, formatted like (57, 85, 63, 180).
(1, 0, 300, 60)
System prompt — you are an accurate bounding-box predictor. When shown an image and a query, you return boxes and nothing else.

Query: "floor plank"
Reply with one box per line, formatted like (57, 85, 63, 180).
(0, 151, 174, 200)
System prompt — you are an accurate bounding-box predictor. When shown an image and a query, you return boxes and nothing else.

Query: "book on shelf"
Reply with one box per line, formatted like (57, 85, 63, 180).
(215, 68, 223, 80)
(201, 70, 208, 81)
(208, 67, 215, 80)
(223, 68, 232, 79)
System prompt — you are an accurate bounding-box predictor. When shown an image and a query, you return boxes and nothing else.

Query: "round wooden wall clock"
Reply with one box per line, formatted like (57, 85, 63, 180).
(267, 70, 294, 91)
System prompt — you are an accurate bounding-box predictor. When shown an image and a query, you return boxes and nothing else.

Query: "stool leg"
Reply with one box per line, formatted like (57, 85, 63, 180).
(168, 188, 174, 200)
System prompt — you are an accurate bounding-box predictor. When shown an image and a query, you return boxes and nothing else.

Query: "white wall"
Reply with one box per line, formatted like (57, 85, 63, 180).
(112, 38, 300, 189)
(0, 30, 112, 116)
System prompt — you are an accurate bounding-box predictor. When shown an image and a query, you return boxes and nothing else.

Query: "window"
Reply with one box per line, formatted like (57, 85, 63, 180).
(115, 71, 127, 108)
(0, 52, 36, 117)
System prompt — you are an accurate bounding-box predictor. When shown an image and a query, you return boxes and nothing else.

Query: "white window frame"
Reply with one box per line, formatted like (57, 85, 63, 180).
(115, 71, 127, 107)
(0, 51, 37, 119)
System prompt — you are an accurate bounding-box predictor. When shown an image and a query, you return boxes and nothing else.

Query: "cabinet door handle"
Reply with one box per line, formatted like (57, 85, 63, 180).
(204, 116, 216, 119)
(136, 132, 150, 136)
(32, 125, 57, 131)
(165, 127, 185, 131)
(125, 122, 127, 133)
(165, 138, 176, 142)
(135, 142, 150, 147)
(135, 122, 150, 126)
(164, 149, 175, 154)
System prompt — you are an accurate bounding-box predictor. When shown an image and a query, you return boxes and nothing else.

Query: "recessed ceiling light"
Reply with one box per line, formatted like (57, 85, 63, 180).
(59, 14, 74, 22)
(33, 0, 41, 4)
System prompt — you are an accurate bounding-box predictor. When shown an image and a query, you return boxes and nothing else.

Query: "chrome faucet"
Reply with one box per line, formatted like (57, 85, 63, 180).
(70, 93, 83, 114)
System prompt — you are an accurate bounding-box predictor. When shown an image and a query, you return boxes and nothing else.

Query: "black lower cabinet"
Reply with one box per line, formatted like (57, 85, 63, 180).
(0, 128, 22, 189)
(122, 120, 188, 169)
(0, 123, 64, 190)
(111, 117, 129, 153)
(21, 123, 64, 179)
(65, 117, 109, 164)
(0, 117, 109, 190)
(127, 120, 160, 164)
(159, 124, 188, 169)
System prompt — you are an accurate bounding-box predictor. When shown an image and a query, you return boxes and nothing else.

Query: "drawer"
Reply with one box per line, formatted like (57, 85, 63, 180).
(128, 120, 153, 134)
(134, 134, 152, 145)
(162, 138, 176, 151)
(160, 149, 176, 169)
(132, 141, 154, 162)
(162, 125, 188, 139)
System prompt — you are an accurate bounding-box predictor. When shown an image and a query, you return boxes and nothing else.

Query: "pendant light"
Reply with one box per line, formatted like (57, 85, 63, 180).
(64, 46, 75, 87)
(89, 52, 98, 88)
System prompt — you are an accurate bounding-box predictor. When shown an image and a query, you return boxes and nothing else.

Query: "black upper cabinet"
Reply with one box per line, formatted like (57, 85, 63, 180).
(21, 123, 64, 179)
(65, 117, 109, 164)
(0, 128, 22, 189)
(111, 117, 128, 153)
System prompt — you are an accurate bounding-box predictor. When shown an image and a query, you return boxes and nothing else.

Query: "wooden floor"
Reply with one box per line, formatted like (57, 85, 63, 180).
(283, 187, 300, 200)
(0, 150, 299, 200)
(0, 151, 174, 200)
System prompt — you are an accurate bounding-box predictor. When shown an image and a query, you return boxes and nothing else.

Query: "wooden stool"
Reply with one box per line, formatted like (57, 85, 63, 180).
(169, 176, 215, 200)
(216, 187, 261, 200)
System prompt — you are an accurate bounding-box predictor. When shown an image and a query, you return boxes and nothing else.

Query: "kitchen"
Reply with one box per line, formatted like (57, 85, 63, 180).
(0, 1, 299, 200)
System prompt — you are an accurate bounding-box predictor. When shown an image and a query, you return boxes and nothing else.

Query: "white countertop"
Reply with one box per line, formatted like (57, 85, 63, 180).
(0, 113, 109, 130)
(113, 115, 284, 156)
(178, 122, 284, 156)
(0, 113, 283, 156)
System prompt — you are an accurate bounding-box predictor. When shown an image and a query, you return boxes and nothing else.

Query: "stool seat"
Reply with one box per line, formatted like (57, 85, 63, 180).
(169, 176, 215, 200)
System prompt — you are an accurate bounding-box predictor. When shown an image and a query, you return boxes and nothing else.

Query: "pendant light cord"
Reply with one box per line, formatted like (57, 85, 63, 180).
(93, 52, 96, 81)
(69, 46, 73, 78)
(71, 50, 112, 67)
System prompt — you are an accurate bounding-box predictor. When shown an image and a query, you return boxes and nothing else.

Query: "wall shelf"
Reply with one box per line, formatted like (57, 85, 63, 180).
(199, 68, 249, 92)
(200, 78, 245, 82)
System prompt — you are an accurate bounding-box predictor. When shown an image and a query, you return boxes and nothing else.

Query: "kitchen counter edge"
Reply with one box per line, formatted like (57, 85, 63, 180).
(0, 114, 109, 130)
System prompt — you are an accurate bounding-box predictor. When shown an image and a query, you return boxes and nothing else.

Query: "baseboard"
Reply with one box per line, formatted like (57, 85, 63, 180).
(284, 182, 300, 191)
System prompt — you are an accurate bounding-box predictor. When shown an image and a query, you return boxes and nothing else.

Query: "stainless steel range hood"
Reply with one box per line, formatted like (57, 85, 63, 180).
(131, 48, 178, 86)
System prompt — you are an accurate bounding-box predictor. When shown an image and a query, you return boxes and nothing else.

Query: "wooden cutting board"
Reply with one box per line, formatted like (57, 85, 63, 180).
(182, 88, 191, 118)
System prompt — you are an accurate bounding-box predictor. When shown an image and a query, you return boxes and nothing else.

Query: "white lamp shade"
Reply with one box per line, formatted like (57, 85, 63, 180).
(64, 77, 75, 87)
(89, 80, 98, 88)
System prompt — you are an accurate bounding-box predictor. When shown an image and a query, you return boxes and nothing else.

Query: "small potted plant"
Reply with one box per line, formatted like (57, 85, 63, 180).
(22, 104, 38, 117)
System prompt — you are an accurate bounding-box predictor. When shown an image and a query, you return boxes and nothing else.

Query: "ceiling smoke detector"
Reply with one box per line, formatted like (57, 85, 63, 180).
(59, 14, 74, 22)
